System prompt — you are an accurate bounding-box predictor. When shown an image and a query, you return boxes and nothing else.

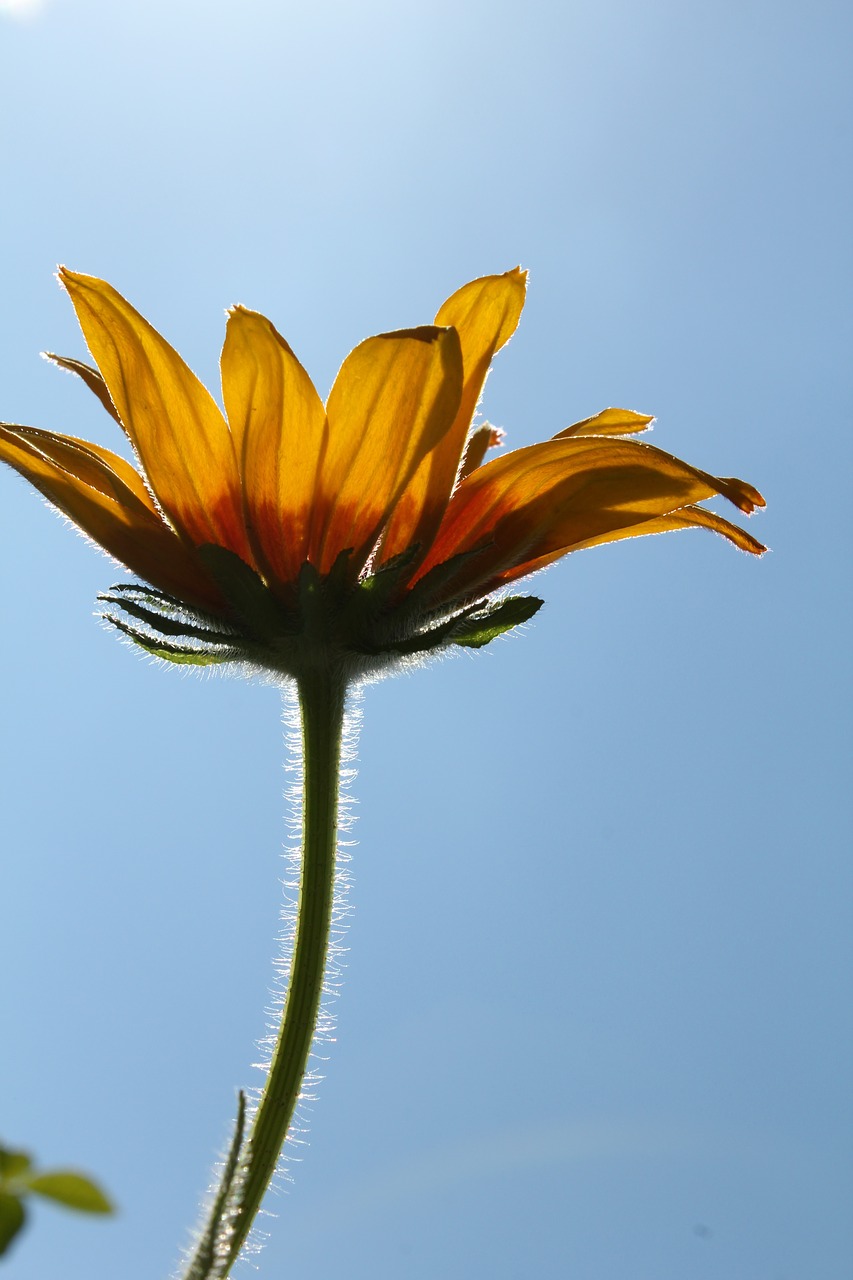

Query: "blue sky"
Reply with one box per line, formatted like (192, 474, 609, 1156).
(1, 1, 851, 1278)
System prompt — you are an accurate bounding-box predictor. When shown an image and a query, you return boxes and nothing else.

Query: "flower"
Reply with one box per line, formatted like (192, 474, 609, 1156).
(0, 268, 764, 675)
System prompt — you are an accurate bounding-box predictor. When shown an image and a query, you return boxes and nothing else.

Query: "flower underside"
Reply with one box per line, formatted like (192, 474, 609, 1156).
(0, 268, 765, 677)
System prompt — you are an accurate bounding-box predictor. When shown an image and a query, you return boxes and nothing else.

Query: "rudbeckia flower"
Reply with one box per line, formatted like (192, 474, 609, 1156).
(0, 268, 765, 1279)
(0, 268, 764, 676)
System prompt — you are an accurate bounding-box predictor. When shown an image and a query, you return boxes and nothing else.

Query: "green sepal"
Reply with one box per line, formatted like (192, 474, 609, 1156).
(197, 546, 296, 641)
(354, 596, 487, 658)
(394, 544, 490, 619)
(98, 593, 238, 647)
(369, 615, 464, 656)
(357, 544, 421, 604)
(0, 1149, 31, 1181)
(103, 615, 236, 666)
(0, 1193, 26, 1256)
(451, 595, 543, 648)
(102, 583, 198, 615)
(323, 546, 353, 595)
(25, 1171, 113, 1214)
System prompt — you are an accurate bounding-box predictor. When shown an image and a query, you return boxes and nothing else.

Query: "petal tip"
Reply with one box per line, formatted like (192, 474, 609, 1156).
(56, 266, 101, 299)
(380, 324, 447, 345)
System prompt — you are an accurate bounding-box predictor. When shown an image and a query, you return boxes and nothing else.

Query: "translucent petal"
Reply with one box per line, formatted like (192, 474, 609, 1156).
(59, 269, 251, 560)
(316, 325, 463, 575)
(554, 407, 655, 439)
(0, 423, 222, 608)
(380, 269, 526, 564)
(221, 306, 327, 587)
(417, 436, 766, 598)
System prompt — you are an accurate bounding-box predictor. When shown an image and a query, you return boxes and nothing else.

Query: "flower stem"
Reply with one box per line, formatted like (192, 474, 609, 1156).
(184, 663, 346, 1278)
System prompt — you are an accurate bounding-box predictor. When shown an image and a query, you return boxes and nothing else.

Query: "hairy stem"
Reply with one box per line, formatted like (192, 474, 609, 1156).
(182, 664, 346, 1278)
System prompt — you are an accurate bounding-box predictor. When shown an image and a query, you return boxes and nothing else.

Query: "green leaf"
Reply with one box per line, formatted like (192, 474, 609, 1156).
(0, 1148, 32, 1181)
(451, 595, 543, 648)
(0, 1193, 26, 1256)
(26, 1171, 113, 1214)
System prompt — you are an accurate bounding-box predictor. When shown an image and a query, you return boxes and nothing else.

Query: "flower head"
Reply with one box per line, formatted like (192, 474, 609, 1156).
(0, 269, 765, 677)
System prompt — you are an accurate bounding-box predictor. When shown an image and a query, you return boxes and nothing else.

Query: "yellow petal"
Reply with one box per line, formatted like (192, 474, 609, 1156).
(44, 353, 122, 424)
(554, 407, 655, 439)
(380, 269, 527, 563)
(58, 269, 251, 560)
(221, 306, 327, 589)
(0, 423, 222, 608)
(316, 325, 463, 575)
(6, 424, 158, 514)
(418, 436, 765, 595)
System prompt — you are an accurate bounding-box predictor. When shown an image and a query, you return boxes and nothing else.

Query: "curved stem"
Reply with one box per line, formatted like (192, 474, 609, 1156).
(183, 664, 346, 1279)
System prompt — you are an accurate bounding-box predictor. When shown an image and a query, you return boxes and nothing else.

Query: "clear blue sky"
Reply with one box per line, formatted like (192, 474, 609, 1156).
(1, 1, 851, 1278)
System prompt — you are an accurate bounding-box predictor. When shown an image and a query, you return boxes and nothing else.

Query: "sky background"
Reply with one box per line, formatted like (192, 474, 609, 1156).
(1, 1, 851, 1278)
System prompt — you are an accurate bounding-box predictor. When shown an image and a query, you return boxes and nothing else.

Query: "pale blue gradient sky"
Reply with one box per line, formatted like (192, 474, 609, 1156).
(1, 2, 851, 1278)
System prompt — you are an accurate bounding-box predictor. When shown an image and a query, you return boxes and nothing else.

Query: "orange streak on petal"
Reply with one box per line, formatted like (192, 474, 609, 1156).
(221, 306, 327, 589)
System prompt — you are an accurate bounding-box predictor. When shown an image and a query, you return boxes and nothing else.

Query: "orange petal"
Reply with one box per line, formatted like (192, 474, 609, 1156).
(315, 325, 463, 575)
(0, 423, 223, 608)
(418, 436, 765, 597)
(58, 269, 251, 560)
(554, 407, 655, 439)
(380, 269, 527, 563)
(493, 502, 767, 584)
(221, 306, 327, 589)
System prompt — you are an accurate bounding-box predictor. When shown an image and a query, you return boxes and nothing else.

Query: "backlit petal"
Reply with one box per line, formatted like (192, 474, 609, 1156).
(44, 353, 122, 424)
(316, 326, 463, 574)
(554, 408, 655, 438)
(492, 502, 767, 584)
(0, 424, 222, 608)
(418, 436, 765, 597)
(221, 307, 327, 588)
(58, 269, 251, 559)
(381, 269, 526, 564)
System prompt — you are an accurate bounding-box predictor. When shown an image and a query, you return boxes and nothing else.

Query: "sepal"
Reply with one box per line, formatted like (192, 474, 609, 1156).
(197, 546, 298, 642)
(99, 581, 243, 666)
(101, 614, 238, 666)
(450, 595, 543, 648)
(99, 589, 238, 646)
